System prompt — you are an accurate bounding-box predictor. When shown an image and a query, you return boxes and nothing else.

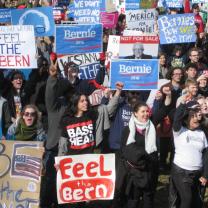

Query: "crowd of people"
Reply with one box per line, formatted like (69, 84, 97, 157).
(1, 0, 208, 208)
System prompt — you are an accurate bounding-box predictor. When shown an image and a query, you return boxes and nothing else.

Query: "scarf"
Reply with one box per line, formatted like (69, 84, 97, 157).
(126, 114, 157, 154)
(15, 118, 37, 141)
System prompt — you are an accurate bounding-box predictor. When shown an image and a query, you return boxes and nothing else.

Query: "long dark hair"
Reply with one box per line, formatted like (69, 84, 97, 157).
(67, 93, 90, 117)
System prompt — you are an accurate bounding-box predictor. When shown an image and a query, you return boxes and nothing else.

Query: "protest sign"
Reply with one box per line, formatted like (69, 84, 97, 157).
(140, 0, 158, 8)
(0, 9, 11, 23)
(55, 154, 115, 204)
(73, 0, 100, 23)
(157, 0, 183, 8)
(192, 0, 208, 3)
(57, 53, 100, 80)
(55, 24, 103, 55)
(158, 13, 196, 44)
(0, 140, 44, 208)
(119, 36, 159, 58)
(126, 9, 157, 33)
(125, 0, 140, 10)
(11, 6, 55, 37)
(88, 89, 105, 106)
(0, 25, 37, 69)
(110, 59, 159, 90)
(100, 0, 106, 11)
(106, 0, 117, 12)
(105, 35, 120, 67)
(100, 12, 118, 29)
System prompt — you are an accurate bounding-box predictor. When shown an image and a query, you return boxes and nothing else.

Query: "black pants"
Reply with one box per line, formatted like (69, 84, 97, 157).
(171, 164, 203, 208)
(40, 149, 58, 208)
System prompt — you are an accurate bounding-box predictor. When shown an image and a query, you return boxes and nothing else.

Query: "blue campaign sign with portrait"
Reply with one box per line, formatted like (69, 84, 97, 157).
(110, 59, 159, 90)
(11, 7, 55, 37)
(158, 13, 196, 44)
(125, 0, 140, 10)
(0, 9, 11, 23)
(55, 24, 103, 55)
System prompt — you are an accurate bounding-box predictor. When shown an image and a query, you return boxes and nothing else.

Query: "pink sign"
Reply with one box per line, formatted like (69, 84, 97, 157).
(100, 12, 118, 29)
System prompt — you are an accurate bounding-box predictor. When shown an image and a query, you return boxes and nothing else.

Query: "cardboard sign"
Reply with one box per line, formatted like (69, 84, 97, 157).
(0, 25, 37, 69)
(100, 12, 118, 29)
(158, 13, 196, 44)
(11, 6, 55, 37)
(126, 9, 157, 33)
(55, 24, 103, 55)
(57, 53, 100, 80)
(0, 141, 43, 208)
(110, 59, 159, 90)
(157, 0, 183, 8)
(73, 0, 100, 23)
(0, 9, 11, 23)
(55, 154, 115, 204)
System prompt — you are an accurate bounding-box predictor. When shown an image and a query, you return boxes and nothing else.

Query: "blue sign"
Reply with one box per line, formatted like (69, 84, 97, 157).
(68, 3, 75, 19)
(11, 7, 55, 37)
(100, 0, 105, 11)
(73, 0, 100, 23)
(0, 9, 11, 23)
(125, 0, 140, 10)
(158, 0, 183, 8)
(158, 13, 196, 44)
(56, 24, 103, 55)
(110, 59, 158, 90)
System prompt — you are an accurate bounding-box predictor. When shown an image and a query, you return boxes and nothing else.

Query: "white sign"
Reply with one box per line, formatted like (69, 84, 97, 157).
(0, 25, 37, 69)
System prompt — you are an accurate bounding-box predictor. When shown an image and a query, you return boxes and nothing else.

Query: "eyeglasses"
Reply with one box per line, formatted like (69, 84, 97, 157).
(24, 112, 36, 117)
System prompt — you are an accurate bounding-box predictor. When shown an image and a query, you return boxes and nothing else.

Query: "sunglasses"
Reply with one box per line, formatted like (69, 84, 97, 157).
(24, 112, 36, 117)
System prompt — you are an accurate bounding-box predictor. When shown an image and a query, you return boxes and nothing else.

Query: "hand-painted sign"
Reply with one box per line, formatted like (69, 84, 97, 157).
(110, 59, 159, 90)
(126, 9, 157, 33)
(55, 154, 115, 204)
(73, 0, 100, 23)
(0, 25, 37, 69)
(0, 141, 44, 208)
(55, 24, 103, 55)
(57, 53, 100, 80)
(11, 6, 55, 37)
(158, 13, 196, 44)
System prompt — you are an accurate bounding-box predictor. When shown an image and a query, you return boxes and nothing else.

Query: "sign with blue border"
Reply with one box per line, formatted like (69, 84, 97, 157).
(55, 24, 103, 55)
(110, 59, 158, 90)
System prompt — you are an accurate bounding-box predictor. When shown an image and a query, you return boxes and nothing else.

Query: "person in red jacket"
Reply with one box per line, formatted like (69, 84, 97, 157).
(184, 1, 204, 35)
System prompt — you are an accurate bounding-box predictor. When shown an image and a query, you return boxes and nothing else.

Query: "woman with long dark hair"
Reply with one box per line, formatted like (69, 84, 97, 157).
(169, 99, 208, 208)
(58, 82, 123, 156)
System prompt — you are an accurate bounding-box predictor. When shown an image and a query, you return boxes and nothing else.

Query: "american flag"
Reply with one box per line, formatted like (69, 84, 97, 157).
(11, 143, 42, 181)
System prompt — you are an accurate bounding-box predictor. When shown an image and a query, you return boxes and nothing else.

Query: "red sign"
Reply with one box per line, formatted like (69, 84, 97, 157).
(55, 154, 115, 204)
